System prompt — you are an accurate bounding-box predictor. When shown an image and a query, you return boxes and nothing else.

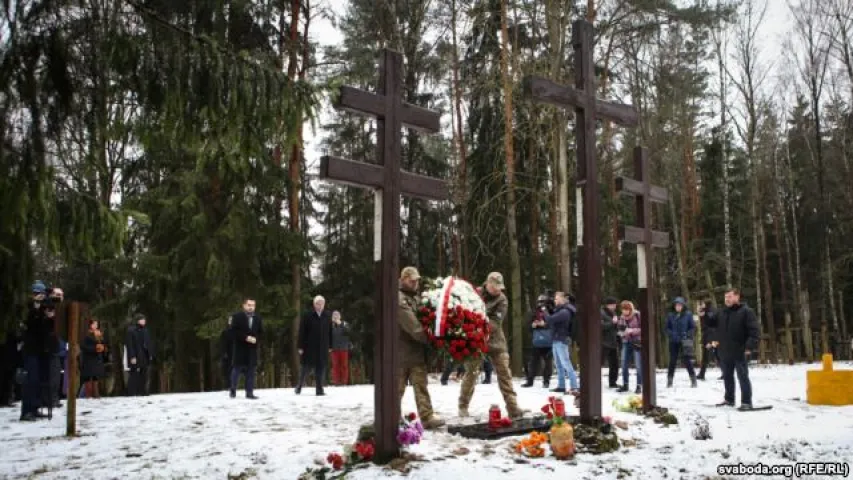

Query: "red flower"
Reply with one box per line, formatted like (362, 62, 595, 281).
(407, 412, 417, 421)
(500, 417, 512, 427)
(541, 405, 551, 414)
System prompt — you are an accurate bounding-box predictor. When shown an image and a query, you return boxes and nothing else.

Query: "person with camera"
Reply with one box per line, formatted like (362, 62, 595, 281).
(20, 282, 62, 421)
(522, 293, 553, 389)
(697, 300, 720, 381)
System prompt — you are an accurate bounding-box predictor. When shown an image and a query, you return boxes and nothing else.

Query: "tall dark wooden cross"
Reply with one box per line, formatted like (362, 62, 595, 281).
(522, 20, 638, 421)
(318, 48, 448, 462)
(615, 146, 669, 412)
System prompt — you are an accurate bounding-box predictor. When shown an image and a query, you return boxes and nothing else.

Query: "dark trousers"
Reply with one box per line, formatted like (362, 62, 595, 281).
(297, 363, 326, 392)
(603, 346, 619, 386)
(127, 366, 149, 396)
(20, 355, 41, 416)
(230, 365, 256, 396)
(482, 357, 493, 383)
(667, 341, 696, 378)
(440, 361, 465, 384)
(698, 347, 720, 378)
(221, 359, 231, 390)
(721, 358, 752, 405)
(526, 347, 553, 385)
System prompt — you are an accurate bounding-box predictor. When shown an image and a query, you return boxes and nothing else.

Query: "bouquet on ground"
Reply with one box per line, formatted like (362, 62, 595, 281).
(417, 276, 491, 362)
(398, 412, 424, 445)
(612, 394, 642, 413)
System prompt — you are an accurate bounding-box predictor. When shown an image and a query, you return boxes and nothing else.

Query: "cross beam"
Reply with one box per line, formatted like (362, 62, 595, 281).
(523, 20, 640, 422)
(615, 146, 670, 412)
(317, 48, 448, 462)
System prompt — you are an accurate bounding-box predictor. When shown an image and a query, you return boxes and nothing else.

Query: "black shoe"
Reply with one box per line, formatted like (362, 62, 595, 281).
(737, 403, 753, 411)
(246, 395, 259, 400)
(521, 382, 533, 388)
(295, 385, 302, 395)
(635, 385, 642, 394)
(20, 413, 36, 422)
(550, 387, 566, 393)
(229, 390, 236, 398)
(54, 401, 62, 408)
(617, 385, 628, 392)
(608, 384, 620, 389)
(542, 382, 550, 389)
(482, 380, 491, 384)
(696, 374, 705, 380)
(316, 390, 325, 396)
(716, 401, 735, 407)
(666, 378, 673, 388)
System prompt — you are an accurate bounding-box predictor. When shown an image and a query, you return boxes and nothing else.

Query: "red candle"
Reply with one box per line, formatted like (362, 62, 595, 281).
(489, 404, 501, 427)
(554, 398, 566, 418)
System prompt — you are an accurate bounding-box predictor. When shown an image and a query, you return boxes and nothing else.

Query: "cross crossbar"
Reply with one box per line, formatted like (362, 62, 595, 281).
(320, 156, 447, 201)
(337, 86, 441, 134)
(521, 76, 639, 127)
(618, 225, 670, 248)
(615, 177, 668, 203)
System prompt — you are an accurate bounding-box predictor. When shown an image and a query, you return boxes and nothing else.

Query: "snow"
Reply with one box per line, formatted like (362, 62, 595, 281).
(2, 363, 852, 479)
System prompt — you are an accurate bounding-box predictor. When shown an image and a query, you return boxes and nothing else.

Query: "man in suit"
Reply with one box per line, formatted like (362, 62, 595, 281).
(296, 296, 333, 396)
(229, 298, 262, 399)
(125, 313, 155, 396)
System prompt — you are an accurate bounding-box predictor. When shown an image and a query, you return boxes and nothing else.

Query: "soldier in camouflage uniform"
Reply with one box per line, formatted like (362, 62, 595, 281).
(458, 272, 526, 418)
(398, 266, 446, 430)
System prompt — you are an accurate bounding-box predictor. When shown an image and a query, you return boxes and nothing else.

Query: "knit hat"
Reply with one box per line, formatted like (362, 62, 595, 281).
(32, 281, 47, 294)
(603, 296, 618, 306)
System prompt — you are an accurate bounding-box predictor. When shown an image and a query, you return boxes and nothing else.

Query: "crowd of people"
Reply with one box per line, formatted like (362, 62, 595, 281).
(4, 273, 761, 425)
(1, 281, 156, 422)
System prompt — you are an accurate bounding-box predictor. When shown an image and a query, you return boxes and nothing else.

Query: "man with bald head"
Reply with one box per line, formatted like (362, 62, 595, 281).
(398, 266, 445, 429)
(296, 295, 333, 395)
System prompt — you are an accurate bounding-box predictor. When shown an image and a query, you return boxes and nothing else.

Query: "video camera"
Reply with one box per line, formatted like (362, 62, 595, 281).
(536, 289, 556, 314)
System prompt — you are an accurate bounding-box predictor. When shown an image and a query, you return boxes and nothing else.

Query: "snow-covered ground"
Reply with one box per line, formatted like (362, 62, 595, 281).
(2, 363, 852, 479)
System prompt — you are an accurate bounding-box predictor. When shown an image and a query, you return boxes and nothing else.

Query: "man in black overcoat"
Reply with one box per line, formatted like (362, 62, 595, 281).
(126, 313, 155, 396)
(229, 298, 262, 399)
(295, 295, 332, 396)
(712, 288, 760, 410)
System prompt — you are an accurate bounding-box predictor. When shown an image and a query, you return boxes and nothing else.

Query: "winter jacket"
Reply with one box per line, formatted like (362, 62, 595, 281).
(297, 310, 328, 367)
(331, 322, 351, 350)
(398, 287, 429, 368)
(599, 308, 619, 349)
(545, 303, 575, 343)
(618, 306, 642, 345)
(125, 324, 154, 369)
(715, 302, 760, 361)
(483, 291, 509, 354)
(665, 297, 695, 343)
(700, 308, 717, 346)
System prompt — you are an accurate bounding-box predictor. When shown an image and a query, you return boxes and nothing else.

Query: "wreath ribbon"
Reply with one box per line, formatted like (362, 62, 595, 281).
(434, 277, 455, 337)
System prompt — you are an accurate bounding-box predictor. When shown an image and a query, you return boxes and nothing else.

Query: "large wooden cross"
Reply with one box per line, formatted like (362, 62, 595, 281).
(318, 48, 448, 462)
(522, 20, 638, 421)
(615, 146, 669, 412)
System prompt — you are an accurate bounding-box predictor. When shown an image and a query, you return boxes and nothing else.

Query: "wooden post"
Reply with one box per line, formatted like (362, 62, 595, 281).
(66, 301, 80, 436)
(521, 19, 639, 421)
(615, 147, 670, 412)
(318, 49, 447, 462)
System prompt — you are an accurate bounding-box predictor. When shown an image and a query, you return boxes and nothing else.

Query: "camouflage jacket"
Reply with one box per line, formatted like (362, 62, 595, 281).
(399, 287, 429, 368)
(484, 291, 509, 354)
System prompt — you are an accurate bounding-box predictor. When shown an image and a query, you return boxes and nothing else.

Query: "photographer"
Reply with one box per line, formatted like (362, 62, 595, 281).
(522, 292, 554, 389)
(697, 300, 719, 381)
(20, 282, 62, 421)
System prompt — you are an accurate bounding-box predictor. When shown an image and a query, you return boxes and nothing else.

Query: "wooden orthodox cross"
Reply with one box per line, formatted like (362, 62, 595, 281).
(615, 146, 670, 412)
(318, 48, 448, 462)
(522, 20, 638, 421)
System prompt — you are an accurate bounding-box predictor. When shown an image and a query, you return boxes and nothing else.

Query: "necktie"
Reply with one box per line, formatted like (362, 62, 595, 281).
(249, 316, 253, 329)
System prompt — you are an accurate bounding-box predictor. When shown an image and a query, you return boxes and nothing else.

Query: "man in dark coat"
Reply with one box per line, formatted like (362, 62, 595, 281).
(600, 297, 620, 388)
(219, 316, 234, 390)
(713, 288, 760, 410)
(125, 313, 154, 396)
(229, 298, 262, 399)
(20, 284, 59, 421)
(296, 295, 332, 395)
(697, 300, 720, 380)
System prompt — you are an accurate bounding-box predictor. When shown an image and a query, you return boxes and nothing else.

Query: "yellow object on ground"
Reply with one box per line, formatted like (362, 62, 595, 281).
(806, 354, 853, 406)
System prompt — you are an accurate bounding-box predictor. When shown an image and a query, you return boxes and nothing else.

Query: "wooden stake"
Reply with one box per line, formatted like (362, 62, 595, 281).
(66, 301, 80, 436)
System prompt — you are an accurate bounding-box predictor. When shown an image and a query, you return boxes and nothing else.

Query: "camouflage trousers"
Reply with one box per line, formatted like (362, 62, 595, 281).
(398, 365, 435, 421)
(459, 352, 520, 414)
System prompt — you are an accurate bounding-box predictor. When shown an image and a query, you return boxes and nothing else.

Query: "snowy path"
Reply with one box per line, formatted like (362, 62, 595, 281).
(1, 364, 852, 479)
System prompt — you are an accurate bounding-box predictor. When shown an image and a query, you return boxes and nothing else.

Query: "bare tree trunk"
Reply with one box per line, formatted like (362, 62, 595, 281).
(668, 199, 691, 302)
(499, 0, 524, 372)
(839, 290, 848, 358)
(712, 11, 733, 286)
(752, 195, 765, 362)
(450, 0, 469, 276)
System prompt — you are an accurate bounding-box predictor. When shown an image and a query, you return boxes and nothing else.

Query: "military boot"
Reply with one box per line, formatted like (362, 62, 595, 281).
(458, 406, 470, 417)
(422, 415, 446, 430)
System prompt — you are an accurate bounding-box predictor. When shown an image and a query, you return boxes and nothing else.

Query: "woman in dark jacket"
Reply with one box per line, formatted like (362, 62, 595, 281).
(80, 319, 107, 398)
